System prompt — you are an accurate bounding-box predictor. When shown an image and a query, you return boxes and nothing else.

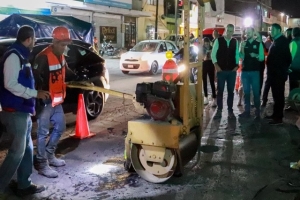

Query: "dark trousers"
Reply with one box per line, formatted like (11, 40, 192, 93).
(216, 71, 236, 112)
(270, 76, 286, 119)
(259, 62, 265, 94)
(289, 71, 300, 92)
(202, 60, 216, 98)
(262, 74, 271, 103)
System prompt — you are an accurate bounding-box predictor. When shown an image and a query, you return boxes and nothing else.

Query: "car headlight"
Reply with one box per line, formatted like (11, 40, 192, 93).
(178, 64, 186, 73)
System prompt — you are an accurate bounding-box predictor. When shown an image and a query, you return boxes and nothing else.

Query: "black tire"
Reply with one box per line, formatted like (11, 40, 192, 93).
(149, 61, 159, 75)
(122, 70, 129, 74)
(83, 78, 105, 120)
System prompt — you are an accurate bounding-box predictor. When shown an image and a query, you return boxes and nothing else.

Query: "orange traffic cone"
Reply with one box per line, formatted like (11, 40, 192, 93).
(70, 94, 95, 139)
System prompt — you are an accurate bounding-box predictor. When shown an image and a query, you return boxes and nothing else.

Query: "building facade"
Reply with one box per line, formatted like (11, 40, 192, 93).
(0, 0, 151, 49)
(269, 10, 289, 31)
(133, 0, 169, 42)
(289, 18, 300, 28)
(51, 0, 151, 49)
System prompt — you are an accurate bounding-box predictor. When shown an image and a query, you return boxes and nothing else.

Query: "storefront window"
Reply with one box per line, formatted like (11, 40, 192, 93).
(124, 17, 136, 50)
(147, 0, 157, 5)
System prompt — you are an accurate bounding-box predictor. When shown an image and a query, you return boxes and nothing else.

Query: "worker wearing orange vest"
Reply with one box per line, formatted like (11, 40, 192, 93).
(32, 27, 77, 178)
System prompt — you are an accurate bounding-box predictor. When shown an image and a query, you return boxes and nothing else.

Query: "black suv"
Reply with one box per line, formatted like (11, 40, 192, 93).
(0, 37, 110, 120)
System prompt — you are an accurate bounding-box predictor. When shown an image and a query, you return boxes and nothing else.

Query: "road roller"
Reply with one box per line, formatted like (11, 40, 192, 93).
(123, 0, 214, 183)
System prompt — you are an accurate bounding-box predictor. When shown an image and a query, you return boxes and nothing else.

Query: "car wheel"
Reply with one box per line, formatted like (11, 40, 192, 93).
(83, 81, 104, 120)
(122, 70, 129, 74)
(149, 61, 158, 75)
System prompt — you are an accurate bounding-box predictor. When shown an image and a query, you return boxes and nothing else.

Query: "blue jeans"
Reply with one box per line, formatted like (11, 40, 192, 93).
(241, 71, 260, 114)
(36, 104, 66, 162)
(0, 111, 33, 191)
(216, 71, 237, 112)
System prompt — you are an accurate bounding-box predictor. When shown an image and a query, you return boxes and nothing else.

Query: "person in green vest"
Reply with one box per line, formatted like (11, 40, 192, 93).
(290, 27, 300, 129)
(289, 27, 300, 92)
(239, 27, 265, 119)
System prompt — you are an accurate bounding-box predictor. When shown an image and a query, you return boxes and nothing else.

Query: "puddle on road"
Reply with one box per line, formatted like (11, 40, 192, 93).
(103, 156, 124, 166)
(94, 156, 141, 191)
(97, 173, 141, 191)
(200, 145, 220, 153)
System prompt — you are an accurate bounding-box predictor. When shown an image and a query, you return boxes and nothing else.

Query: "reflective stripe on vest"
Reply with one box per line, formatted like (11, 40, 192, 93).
(49, 64, 62, 71)
(162, 69, 178, 73)
(39, 46, 66, 107)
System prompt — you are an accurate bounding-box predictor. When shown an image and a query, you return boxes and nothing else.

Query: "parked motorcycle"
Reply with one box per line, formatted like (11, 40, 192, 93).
(100, 40, 117, 56)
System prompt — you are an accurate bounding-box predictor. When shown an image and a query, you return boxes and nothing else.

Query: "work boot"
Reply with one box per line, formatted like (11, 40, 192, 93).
(14, 184, 46, 197)
(8, 180, 45, 197)
(228, 111, 236, 119)
(34, 158, 58, 178)
(47, 153, 66, 167)
(213, 110, 222, 119)
(238, 112, 250, 118)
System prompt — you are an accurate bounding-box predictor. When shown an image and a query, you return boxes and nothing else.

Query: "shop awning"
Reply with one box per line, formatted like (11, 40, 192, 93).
(49, 1, 151, 18)
(203, 27, 225, 35)
(145, 18, 169, 34)
(0, 14, 93, 43)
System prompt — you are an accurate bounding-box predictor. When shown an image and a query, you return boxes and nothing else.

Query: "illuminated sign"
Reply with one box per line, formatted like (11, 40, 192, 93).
(100, 26, 117, 43)
(84, 0, 132, 9)
(0, 7, 51, 15)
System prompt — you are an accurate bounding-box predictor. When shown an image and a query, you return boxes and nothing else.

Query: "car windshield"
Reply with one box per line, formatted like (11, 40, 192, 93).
(131, 42, 158, 52)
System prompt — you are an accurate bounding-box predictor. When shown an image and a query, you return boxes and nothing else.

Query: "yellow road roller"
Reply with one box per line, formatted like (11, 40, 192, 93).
(123, 0, 215, 183)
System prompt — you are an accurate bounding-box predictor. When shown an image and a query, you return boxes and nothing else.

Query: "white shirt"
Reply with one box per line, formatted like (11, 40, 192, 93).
(3, 53, 37, 99)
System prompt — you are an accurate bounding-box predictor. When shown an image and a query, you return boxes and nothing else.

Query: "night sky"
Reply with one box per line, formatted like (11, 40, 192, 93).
(272, 0, 300, 18)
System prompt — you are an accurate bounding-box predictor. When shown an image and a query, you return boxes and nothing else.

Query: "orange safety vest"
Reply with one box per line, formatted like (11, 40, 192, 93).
(39, 46, 66, 107)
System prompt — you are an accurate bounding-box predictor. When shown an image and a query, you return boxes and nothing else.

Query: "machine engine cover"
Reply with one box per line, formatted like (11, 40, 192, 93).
(152, 81, 176, 99)
(145, 95, 174, 121)
(135, 82, 153, 103)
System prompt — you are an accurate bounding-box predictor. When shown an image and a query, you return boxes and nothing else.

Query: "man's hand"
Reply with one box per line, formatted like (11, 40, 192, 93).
(232, 66, 238, 71)
(240, 41, 246, 49)
(214, 63, 222, 72)
(250, 53, 258, 58)
(37, 90, 50, 100)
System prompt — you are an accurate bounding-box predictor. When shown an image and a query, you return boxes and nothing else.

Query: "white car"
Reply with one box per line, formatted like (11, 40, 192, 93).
(120, 40, 178, 75)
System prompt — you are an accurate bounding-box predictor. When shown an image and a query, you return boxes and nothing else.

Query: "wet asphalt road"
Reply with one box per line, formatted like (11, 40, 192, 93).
(1, 59, 300, 200)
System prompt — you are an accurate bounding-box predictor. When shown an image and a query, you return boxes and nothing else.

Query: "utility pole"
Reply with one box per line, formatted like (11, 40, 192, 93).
(174, 0, 178, 41)
(155, 0, 159, 39)
(257, 0, 262, 31)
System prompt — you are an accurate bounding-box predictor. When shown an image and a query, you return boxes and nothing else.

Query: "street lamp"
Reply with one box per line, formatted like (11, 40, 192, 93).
(244, 17, 253, 27)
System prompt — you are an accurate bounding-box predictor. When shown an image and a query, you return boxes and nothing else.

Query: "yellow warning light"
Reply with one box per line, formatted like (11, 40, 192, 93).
(165, 51, 173, 60)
